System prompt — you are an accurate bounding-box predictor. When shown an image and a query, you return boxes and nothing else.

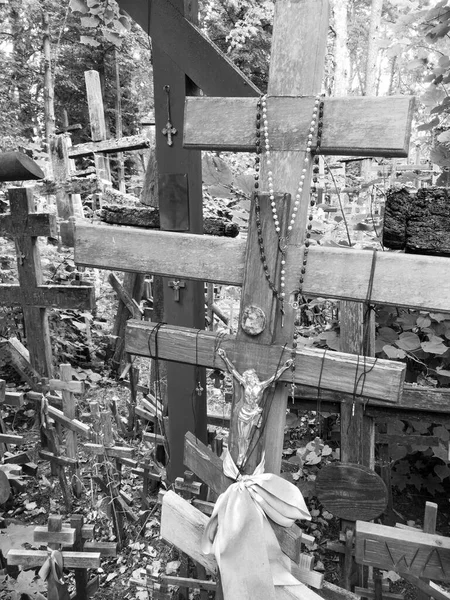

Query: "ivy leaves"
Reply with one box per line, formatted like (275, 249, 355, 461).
(69, 0, 131, 48)
(377, 308, 450, 384)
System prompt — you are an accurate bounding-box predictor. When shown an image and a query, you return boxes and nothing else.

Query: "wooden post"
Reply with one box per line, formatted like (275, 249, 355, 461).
(7, 188, 53, 377)
(58, 364, 83, 498)
(152, 0, 207, 480)
(49, 134, 84, 222)
(84, 70, 112, 185)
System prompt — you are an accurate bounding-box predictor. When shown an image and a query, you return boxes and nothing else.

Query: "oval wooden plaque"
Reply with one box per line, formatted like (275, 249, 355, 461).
(315, 463, 387, 522)
(0, 470, 11, 505)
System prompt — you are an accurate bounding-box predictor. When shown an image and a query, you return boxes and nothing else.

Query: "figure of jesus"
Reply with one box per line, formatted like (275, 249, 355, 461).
(217, 348, 292, 468)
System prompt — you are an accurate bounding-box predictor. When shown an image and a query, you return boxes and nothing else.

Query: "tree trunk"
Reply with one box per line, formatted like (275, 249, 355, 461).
(331, 0, 350, 96)
(42, 10, 55, 169)
(114, 49, 126, 193)
(365, 0, 383, 96)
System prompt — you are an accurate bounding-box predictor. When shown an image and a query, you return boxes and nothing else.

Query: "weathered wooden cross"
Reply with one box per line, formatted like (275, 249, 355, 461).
(72, 0, 438, 480)
(71, 0, 450, 595)
(0, 187, 95, 378)
(7, 515, 102, 600)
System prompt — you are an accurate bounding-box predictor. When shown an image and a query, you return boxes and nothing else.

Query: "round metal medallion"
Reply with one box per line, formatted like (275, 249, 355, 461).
(241, 305, 266, 336)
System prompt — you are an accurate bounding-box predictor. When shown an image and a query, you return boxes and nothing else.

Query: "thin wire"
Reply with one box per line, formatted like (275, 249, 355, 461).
(323, 157, 352, 247)
(348, 250, 379, 429)
(147, 322, 169, 463)
(316, 348, 327, 439)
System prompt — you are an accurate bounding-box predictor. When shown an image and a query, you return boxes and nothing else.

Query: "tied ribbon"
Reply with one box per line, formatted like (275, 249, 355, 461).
(38, 549, 65, 585)
(202, 450, 311, 600)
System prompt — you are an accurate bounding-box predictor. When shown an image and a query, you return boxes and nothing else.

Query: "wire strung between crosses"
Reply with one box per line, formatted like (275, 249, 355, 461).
(253, 94, 325, 396)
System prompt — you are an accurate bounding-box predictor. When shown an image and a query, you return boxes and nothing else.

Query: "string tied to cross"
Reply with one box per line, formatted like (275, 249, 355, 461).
(38, 548, 65, 584)
(201, 449, 311, 600)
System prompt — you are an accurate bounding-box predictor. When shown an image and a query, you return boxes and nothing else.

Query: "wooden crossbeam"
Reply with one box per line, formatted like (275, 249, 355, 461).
(125, 321, 404, 403)
(75, 222, 450, 312)
(68, 133, 151, 158)
(117, 0, 259, 97)
(355, 521, 450, 581)
(184, 96, 414, 157)
(7, 549, 100, 569)
(0, 284, 95, 309)
(0, 212, 57, 238)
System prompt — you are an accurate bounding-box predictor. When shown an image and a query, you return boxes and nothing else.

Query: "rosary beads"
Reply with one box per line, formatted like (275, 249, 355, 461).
(254, 94, 324, 327)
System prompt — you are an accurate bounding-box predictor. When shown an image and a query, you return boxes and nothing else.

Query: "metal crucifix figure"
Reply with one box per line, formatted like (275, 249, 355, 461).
(217, 348, 292, 469)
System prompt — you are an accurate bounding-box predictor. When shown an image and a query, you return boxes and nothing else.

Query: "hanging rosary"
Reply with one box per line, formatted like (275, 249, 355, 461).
(253, 93, 325, 396)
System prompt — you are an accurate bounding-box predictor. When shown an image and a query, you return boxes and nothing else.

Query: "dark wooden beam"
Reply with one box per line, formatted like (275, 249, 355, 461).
(0, 285, 95, 310)
(184, 96, 414, 156)
(0, 152, 45, 182)
(116, 0, 260, 97)
(68, 134, 151, 158)
(125, 320, 405, 402)
(0, 213, 57, 238)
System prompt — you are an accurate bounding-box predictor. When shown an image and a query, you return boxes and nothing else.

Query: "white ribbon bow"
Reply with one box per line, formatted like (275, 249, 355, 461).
(38, 549, 65, 584)
(202, 450, 311, 600)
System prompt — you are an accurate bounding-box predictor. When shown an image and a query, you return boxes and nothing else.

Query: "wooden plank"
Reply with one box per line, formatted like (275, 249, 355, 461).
(299, 247, 450, 313)
(75, 222, 450, 312)
(0, 283, 95, 310)
(49, 378, 84, 394)
(4, 391, 25, 406)
(0, 151, 45, 181)
(116, 0, 259, 97)
(7, 549, 100, 569)
(161, 576, 216, 591)
(294, 383, 450, 416)
(48, 405, 91, 438)
(34, 526, 76, 545)
(184, 96, 414, 157)
(83, 443, 133, 459)
(68, 133, 151, 158)
(108, 272, 143, 319)
(84, 70, 111, 182)
(355, 521, 450, 581)
(83, 541, 117, 557)
(0, 434, 24, 444)
(74, 222, 244, 283)
(39, 450, 78, 467)
(0, 213, 57, 238)
(126, 321, 405, 403)
(402, 575, 450, 600)
(161, 490, 217, 574)
(1, 338, 42, 389)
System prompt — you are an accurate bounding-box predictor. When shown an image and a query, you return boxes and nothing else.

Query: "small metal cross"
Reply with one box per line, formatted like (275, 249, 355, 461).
(162, 121, 177, 146)
(168, 279, 185, 301)
(162, 85, 177, 146)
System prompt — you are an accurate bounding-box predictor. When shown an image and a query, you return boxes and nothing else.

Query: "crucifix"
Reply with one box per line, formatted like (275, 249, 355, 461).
(116, 0, 413, 474)
(168, 278, 186, 301)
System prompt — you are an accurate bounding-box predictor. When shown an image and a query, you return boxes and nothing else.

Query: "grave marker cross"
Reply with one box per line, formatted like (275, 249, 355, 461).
(132, 0, 413, 473)
(0, 188, 94, 377)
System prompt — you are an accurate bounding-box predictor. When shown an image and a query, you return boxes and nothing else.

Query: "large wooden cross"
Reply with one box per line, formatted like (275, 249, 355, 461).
(0, 188, 95, 378)
(74, 0, 419, 481)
